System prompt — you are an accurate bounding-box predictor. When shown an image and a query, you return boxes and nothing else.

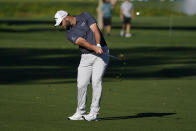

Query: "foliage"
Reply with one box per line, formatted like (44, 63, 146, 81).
(0, 1, 185, 19)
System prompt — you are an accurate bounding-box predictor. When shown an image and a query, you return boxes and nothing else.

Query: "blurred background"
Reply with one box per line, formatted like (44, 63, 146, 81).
(0, 0, 196, 131)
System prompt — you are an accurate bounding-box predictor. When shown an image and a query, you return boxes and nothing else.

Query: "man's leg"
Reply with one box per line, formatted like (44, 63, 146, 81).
(125, 17, 132, 37)
(106, 25, 111, 35)
(126, 23, 130, 34)
(83, 53, 109, 121)
(91, 52, 109, 115)
(76, 55, 94, 114)
(125, 23, 132, 37)
(120, 23, 125, 36)
(68, 54, 94, 120)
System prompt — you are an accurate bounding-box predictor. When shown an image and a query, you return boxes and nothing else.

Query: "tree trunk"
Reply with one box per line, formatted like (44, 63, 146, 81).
(97, 0, 117, 30)
(97, 0, 103, 30)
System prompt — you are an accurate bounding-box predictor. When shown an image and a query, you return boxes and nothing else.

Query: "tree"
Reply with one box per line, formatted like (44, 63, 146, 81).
(97, 0, 103, 30)
(97, 0, 117, 30)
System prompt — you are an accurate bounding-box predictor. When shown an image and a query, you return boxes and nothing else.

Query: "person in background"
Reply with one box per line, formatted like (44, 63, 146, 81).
(120, 0, 134, 37)
(101, 0, 114, 36)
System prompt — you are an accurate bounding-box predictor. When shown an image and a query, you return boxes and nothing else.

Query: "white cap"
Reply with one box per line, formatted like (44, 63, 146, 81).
(54, 10, 68, 26)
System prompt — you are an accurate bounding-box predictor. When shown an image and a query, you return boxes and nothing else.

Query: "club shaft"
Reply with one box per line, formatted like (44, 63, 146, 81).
(103, 53, 121, 61)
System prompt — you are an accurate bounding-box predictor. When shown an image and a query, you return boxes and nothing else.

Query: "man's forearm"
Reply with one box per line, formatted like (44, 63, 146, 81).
(94, 30, 101, 45)
(75, 37, 103, 54)
(75, 38, 96, 51)
(90, 23, 101, 45)
(131, 10, 134, 19)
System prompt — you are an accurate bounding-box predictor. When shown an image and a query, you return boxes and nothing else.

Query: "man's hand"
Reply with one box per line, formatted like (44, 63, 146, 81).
(94, 46, 103, 54)
(75, 37, 103, 54)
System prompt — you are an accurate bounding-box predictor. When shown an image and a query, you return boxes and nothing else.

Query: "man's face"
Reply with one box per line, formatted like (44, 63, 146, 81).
(61, 17, 71, 30)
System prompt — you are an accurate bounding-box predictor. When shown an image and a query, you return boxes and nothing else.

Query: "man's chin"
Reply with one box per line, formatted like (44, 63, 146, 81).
(60, 25, 66, 29)
(65, 26, 71, 30)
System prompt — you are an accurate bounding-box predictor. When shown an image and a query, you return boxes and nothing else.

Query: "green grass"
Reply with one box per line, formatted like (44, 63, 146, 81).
(0, 0, 185, 18)
(0, 1, 97, 18)
(0, 16, 196, 131)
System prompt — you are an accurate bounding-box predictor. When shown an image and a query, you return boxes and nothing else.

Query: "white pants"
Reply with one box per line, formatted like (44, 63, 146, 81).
(76, 46, 109, 115)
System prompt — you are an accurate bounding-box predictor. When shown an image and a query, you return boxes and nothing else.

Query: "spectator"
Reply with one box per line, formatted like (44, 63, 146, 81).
(101, 0, 113, 36)
(120, 0, 134, 37)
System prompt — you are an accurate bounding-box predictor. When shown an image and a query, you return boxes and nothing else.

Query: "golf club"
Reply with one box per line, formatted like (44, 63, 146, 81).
(103, 53, 122, 61)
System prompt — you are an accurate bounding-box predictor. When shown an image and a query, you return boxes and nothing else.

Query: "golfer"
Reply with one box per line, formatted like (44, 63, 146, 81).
(54, 10, 109, 121)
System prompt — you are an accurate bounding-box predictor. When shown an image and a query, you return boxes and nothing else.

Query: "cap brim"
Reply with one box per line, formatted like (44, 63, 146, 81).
(54, 22, 61, 26)
(54, 18, 63, 26)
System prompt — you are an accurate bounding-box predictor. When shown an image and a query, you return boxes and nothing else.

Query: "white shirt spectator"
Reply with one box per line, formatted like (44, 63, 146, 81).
(120, 1, 134, 18)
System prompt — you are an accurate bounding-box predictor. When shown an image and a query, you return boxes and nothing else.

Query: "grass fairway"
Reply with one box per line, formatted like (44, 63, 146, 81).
(0, 17, 196, 131)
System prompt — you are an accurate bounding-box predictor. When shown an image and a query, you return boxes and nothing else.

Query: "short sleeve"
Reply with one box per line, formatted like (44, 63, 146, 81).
(83, 12, 96, 26)
(67, 32, 81, 44)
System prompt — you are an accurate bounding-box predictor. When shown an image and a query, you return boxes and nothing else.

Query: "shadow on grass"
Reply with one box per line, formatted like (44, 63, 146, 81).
(0, 47, 196, 84)
(1, 26, 196, 33)
(99, 112, 176, 121)
(1, 20, 196, 32)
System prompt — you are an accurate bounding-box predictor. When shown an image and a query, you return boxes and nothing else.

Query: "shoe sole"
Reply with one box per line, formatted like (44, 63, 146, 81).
(82, 116, 98, 121)
(67, 117, 84, 120)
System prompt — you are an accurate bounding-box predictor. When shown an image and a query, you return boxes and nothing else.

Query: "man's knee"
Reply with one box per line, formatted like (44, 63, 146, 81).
(92, 79, 102, 87)
(77, 81, 89, 89)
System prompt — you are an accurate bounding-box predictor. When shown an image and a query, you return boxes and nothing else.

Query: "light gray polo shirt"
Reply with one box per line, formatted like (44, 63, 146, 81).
(120, 1, 134, 18)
